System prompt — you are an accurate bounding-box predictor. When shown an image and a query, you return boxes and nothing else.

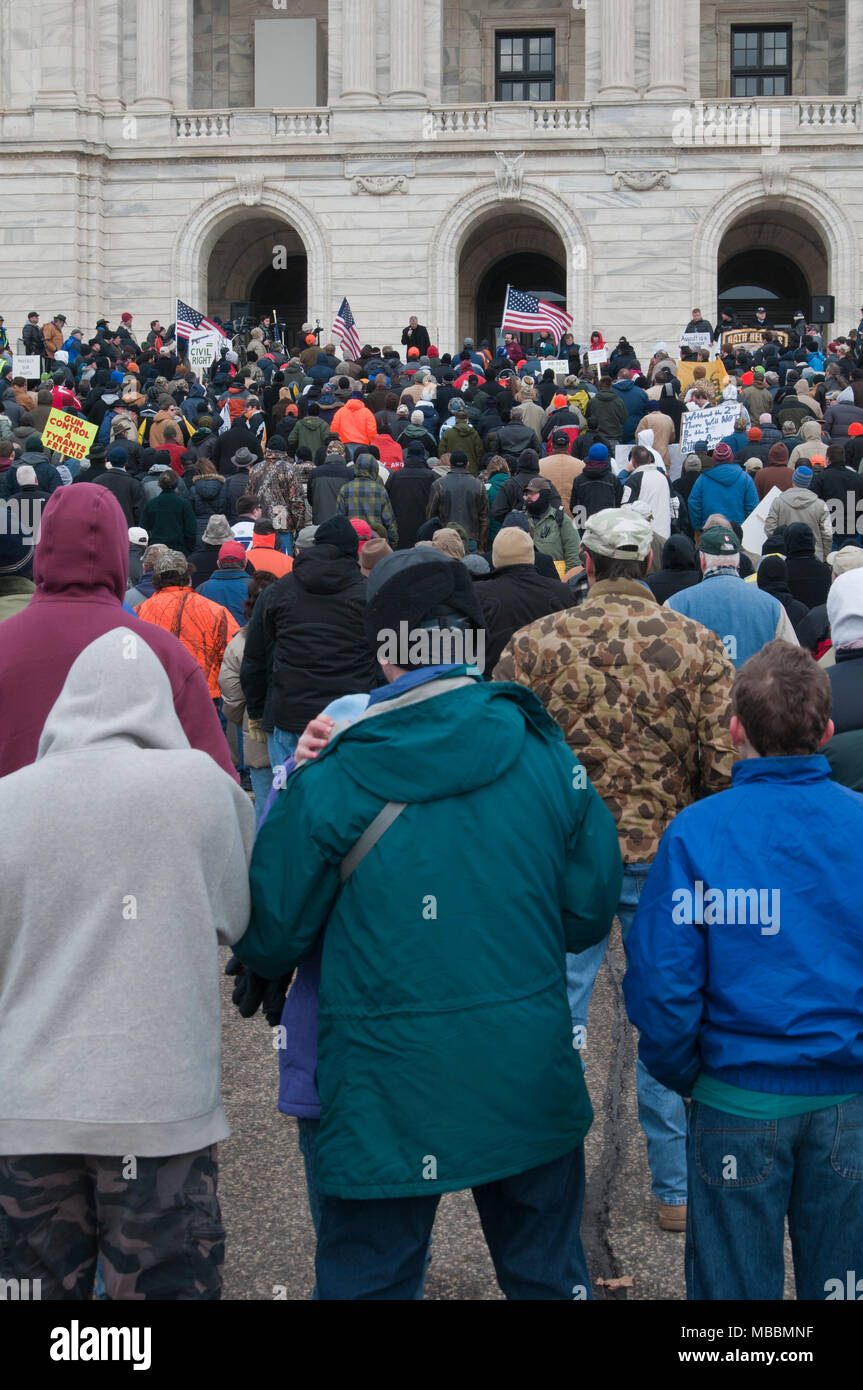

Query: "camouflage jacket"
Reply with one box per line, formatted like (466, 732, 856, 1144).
(248, 451, 307, 535)
(493, 579, 735, 863)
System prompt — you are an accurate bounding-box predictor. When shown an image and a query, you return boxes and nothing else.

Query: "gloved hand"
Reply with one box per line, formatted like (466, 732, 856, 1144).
(247, 717, 267, 745)
(225, 955, 292, 1026)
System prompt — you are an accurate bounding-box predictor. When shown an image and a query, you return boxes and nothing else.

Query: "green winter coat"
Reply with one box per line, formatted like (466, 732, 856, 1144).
(237, 667, 622, 1199)
(287, 415, 332, 456)
(531, 504, 582, 571)
(439, 421, 484, 476)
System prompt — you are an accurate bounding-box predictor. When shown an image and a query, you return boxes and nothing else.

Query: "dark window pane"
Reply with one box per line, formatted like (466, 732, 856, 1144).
(500, 53, 511, 72)
(500, 38, 511, 57)
(540, 80, 552, 99)
(512, 38, 523, 63)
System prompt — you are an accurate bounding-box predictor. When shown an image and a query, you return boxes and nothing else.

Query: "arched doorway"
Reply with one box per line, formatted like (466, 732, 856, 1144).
(458, 210, 569, 348)
(717, 208, 828, 328)
(206, 216, 308, 338)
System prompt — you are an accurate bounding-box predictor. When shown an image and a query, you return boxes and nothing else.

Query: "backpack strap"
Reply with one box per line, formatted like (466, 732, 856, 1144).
(339, 801, 407, 884)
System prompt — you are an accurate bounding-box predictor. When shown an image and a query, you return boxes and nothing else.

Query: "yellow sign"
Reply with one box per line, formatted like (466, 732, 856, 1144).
(40, 409, 99, 462)
(720, 329, 789, 350)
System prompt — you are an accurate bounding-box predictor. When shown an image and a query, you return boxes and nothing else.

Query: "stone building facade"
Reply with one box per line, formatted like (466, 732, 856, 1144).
(1, 0, 861, 359)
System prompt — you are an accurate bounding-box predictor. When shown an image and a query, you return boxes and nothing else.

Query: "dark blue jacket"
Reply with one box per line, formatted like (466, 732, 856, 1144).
(623, 756, 863, 1096)
(612, 379, 650, 443)
(197, 567, 251, 626)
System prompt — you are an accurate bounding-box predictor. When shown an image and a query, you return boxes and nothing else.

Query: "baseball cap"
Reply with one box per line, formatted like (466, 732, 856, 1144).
(128, 526, 148, 547)
(581, 506, 653, 561)
(218, 540, 248, 565)
(830, 546, 863, 577)
(153, 549, 189, 578)
(698, 526, 740, 556)
(524, 476, 551, 494)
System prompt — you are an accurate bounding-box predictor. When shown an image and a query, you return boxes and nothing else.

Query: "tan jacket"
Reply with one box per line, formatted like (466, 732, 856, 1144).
(42, 321, 65, 359)
(539, 452, 585, 517)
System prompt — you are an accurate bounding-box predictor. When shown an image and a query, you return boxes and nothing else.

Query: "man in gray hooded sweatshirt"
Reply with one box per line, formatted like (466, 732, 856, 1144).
(0, 628, 255, 1300)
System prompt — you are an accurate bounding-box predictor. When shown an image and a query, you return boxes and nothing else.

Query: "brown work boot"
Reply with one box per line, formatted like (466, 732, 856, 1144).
(657, 1202, 687, 1232)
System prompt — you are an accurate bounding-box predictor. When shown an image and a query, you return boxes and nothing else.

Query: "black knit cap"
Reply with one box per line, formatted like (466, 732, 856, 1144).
(363, 549, 483, 652)
(315, 514, 359, 558)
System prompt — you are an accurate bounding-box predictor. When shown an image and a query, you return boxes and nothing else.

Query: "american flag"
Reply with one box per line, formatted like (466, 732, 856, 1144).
(175, 299, 226, 342)
(331, 297, 361, 361)
(501, 286, 573, 341)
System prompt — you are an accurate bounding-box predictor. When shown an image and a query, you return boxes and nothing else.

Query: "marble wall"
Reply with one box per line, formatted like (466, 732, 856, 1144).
(700, 0, 845, 99)
(192, 0, 329, 108)
(441, 0, 585, 104)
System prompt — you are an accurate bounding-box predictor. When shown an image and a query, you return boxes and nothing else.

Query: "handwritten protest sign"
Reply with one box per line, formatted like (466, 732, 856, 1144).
(41, 409, 98, 462)
(588, 348, 608, 365)
(679, 401, 740, 455)
(12, 355, 41, 379)
(679, 333, 712, 351)
(543, 359, 570, 378)
(188, 333, 221, 372)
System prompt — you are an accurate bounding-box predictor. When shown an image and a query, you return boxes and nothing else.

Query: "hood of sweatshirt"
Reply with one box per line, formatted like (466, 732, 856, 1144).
(800, 419, 822, 441)
(781, 488, 819, 512)
(702, 463, 745, 490)
(294, 546, 364, 595)
(36, 627, 190, 761)
(32, 482, 128, 601)
(352, 453, 380, 482)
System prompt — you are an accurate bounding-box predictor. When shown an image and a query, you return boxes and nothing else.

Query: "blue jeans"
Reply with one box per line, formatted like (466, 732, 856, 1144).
(686, 1095, 863, 1300)
(566, 863, 687, 1207)
(248, 765, 274, 829)
(313, 1145, 590, 1301)
(297, 1118, 432, 1300)
(267, 726, 298, 771)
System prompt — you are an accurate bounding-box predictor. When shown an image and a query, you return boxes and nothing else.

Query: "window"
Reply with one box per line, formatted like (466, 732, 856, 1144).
(731, 25, 791, 97)
(495, 31, 555, 102)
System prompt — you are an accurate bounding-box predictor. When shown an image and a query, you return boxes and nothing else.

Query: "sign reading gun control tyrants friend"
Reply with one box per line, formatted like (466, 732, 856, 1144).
(40, 409, 98, 461)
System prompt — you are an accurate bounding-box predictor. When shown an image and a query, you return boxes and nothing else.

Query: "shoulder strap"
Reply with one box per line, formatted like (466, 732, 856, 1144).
(339, 801, 407, 884)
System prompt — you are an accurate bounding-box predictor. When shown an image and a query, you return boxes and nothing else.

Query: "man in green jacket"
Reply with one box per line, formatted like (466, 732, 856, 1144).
(439, 405, 484, 476)
(524, 477, 581, 572)
(236, 548, 622, 1299)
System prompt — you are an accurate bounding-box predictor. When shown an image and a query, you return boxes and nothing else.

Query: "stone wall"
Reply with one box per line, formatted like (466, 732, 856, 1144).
(442, 0, 585, 103)
(192, 0, 329, 108)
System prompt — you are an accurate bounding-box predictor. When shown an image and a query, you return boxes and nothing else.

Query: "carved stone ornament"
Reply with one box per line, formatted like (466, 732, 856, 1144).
(235, 172, 263, 206)
(613, 170, 671, 192)
(495, 151, 525, 199)
(762, 163, 790, 198)
(351, 175, 408, 195)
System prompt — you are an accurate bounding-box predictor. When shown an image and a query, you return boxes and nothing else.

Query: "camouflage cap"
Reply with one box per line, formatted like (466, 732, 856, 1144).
(581, 506, 653, 561)
(153, 548, 189, 577)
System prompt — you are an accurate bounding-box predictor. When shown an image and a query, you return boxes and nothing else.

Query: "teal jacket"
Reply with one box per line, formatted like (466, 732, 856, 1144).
(237, 667, 622, 1199)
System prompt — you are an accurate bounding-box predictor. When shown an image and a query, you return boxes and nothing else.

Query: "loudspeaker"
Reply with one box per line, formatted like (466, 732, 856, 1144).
(810, 294, 835, 324)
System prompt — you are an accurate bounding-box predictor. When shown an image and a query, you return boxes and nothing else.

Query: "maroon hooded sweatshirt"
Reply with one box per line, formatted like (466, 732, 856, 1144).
(0, 482, 238, 780)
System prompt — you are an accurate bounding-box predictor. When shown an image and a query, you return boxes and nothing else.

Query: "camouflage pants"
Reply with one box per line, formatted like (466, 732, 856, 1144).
(0, 1146, 223, 1300)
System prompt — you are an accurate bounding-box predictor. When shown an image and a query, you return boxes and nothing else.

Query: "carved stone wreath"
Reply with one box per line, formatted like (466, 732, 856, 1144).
(235, 172, 263, 206)
(351, 175, 408, 195)
(613, 170, 671, 192)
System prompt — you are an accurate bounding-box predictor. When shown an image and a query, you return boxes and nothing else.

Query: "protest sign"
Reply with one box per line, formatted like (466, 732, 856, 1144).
(679, 333, 712, 351)
(189, 337, 217, 372)
(741, 486, 782, 560)
(588, 348, 608, 365)
(12, 355, 41, 379)
(679, 401, 739, 455)
(720, 328, 789, 350)
(40, 409, 98, 461)
(543, 359, 570, 378)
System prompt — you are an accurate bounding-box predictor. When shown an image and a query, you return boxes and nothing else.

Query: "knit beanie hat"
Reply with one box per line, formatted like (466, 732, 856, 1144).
(828, 569, 863, 648)
(586, 443, 609, 462)
(107, 445, 128, 467)
(492, 528, 535, 569)
(747, 427, 762, 441)
(792, 465, 813, 488)
(712, 442, 734, 463)
(848, 422, 863, 438)
(315, 514, 359, 558)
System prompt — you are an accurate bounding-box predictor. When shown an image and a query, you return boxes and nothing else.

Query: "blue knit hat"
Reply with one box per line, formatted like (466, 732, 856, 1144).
(107, 445, 128, 467)
(587, 443, 609, 462)
(793, 465, 813, 488)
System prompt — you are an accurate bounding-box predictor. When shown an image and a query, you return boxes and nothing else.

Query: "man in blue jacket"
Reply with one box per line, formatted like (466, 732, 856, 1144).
(611, 368, 650, 444)
(623, 640, 863, 1300)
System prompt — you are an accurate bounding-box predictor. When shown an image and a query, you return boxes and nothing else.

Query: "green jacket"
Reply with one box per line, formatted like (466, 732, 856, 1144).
(439, 421, 484, 476)
(237, 668, 622, 1199)
(140, 491, 197, 556)
(0, 575, 35, 622)
(531, 504, 581, 571)
(287, 416, 332, 456)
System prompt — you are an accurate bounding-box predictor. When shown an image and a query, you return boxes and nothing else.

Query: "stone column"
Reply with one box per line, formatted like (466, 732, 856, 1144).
(648, 0, 687, 97)
(390, 0, 426, 103)
(135, 0, 172, 107)
(598, 0, 637, 100)
(847, 0, 863, 96)
(340, 0, 378, 103)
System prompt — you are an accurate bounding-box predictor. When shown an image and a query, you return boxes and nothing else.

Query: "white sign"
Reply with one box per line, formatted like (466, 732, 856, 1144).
(679, 332, 713, 350)
(679, 401, 740, 455)
(588, 348, 608, 365)
(741, 485, 782, 560)
(541, 359, 570, 378)
(13, 355, 41, 378)
(188, 331, 223, 373)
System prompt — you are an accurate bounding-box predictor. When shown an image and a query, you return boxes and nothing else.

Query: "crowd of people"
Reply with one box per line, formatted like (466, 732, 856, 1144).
(0, 303, 861, 1302)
